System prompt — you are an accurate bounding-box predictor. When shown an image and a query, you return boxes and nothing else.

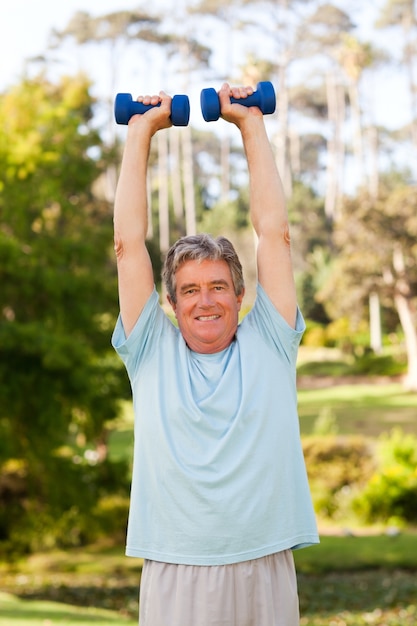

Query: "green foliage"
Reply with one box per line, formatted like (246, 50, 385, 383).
(0, 74, 130, 553)
(303, 435, 374, 519)
(303, 428, 417, 526)
(319, 183, 417, 327)
(297, 358, 353, 377)
(302, 316, 369, 351)
(353, 429, 417, 524)
(298, 352, 406, 378)
(349, 351, 406, 376)
(0, 452, 129, 556)
(289, 182, 331, 323)
(300, 317, 407, 377)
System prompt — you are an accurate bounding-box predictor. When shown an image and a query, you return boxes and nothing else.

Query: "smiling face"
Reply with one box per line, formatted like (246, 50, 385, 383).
(168, 258, 245, 354)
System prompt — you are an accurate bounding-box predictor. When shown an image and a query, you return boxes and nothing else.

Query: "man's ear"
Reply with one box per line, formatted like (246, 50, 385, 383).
(237, 288, 245, 310)
(167, 294, 177, 314)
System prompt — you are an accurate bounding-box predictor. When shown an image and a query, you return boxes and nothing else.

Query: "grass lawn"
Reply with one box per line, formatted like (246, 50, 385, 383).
(298, 571, 417, 625)
(295, 533, 417, 624)
(0, 543, 141, 623)
(294, 533, 417, 574)
(297, 380, 417, 437)
(1, 534, 416, 625)
(0, 591, 136, 625)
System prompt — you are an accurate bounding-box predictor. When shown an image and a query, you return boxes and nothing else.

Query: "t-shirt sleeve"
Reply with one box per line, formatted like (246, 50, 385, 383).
(246, 283, 305, 365)
(111, 288, 169, 382)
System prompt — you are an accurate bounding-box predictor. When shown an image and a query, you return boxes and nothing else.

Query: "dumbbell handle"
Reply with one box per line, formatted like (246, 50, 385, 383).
(230, 90, 267, 108)
(114, 93, 190, 127)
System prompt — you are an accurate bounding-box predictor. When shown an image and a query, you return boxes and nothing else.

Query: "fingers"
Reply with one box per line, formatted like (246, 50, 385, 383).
(128, 90, 173, 132)
(218, 83, 259, 127)
(136, 93, 162, 106)
(230, 85, 254, 99)
(136, 90, 171, 106)
(220, 83, 254, 100)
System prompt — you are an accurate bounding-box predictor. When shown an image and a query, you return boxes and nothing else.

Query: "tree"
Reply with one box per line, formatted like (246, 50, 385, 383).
(300, 3, 355, 220)
(0, 74, 129, 551)
(319, 180, 417, 390)
(288, 181, 332, 323)
(336, 33, 383, 194)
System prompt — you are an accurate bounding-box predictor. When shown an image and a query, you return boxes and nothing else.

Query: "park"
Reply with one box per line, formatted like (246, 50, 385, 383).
(1, 1, 417, 624)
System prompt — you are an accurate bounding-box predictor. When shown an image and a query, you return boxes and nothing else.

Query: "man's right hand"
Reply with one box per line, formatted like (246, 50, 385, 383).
(127, 91, 173, 136)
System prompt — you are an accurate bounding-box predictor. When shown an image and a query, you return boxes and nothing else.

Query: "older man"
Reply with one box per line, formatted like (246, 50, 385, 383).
(112, 83, 319, 626)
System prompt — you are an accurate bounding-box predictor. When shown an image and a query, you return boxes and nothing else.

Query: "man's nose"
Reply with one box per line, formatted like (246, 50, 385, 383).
(198, 288, 214, 306)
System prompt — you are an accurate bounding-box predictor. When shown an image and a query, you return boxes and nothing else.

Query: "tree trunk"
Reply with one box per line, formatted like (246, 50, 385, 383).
(394, 291, 417, 390)
(170, 129, 185, 236)
(369, 291, 382, 354)
(348, 81, 365, 188)
(392, 244, 417, 390)
(220, 133, 231, 203)
(182, 125, 196, 236)
(325, 71, 345, 221)
(276, 62, 291, 197)
(366, 125, 379, 199)
(158, 131, 170, 254)
(402, 12, 417, 151)
(289, 128, 301, 179)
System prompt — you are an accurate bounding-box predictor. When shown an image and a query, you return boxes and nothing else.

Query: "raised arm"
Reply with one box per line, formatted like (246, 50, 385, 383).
(218, 83, 297, 328)
(113, 92, 172, 337)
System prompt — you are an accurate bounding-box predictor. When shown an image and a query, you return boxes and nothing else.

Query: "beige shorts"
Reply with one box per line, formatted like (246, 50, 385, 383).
(139, 550, 300, 626)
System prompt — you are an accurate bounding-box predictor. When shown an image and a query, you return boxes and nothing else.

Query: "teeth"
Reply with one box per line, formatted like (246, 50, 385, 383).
(197, 315, 219, 321)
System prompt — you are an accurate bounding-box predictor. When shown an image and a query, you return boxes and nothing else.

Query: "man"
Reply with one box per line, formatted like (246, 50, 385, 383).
(112, 83, 319, 626)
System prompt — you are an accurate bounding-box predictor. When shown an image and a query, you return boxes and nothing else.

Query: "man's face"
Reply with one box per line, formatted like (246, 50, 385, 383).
(168, 258, 244, 354)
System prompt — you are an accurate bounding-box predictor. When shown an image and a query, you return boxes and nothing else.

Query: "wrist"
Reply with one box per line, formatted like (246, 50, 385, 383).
(126, 120, 154, 145)
(238, 114, 266, 138)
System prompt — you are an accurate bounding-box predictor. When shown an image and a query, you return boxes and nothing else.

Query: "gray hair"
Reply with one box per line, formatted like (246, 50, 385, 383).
(162, 233, 244, 303)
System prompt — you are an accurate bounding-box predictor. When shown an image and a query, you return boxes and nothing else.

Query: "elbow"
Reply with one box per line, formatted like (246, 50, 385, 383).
(283, 222, 291, 248)
(258, 219, 292, 249)
(114, 231, 124, 261)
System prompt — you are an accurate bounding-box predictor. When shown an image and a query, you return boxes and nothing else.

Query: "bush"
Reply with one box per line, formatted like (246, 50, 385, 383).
(301, 322, 329, 347)
(350, 352, 406, 376)
(93, 494, 129, 539)
(352, 429, 417, 524)
(0, 454, 130, 557)
(303, 435, 374, 519)
(302, 317, 369, 352)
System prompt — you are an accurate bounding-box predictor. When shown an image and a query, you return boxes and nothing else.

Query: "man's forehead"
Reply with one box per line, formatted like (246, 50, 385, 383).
(176, 258, 232, 284)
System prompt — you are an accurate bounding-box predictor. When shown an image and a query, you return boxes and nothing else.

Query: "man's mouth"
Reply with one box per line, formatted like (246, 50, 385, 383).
(196, 315, 220, 321)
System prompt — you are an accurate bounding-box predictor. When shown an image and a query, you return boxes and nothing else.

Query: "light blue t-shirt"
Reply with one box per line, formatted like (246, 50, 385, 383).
(112, 284, 319, 565)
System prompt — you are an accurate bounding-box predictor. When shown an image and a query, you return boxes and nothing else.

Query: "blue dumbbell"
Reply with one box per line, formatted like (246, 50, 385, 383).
(114, 93, 190, 126)
(200, 81, 276, 122)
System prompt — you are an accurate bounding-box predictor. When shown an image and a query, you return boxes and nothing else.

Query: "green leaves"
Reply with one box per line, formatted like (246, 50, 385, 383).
(0, 74, 128, 553)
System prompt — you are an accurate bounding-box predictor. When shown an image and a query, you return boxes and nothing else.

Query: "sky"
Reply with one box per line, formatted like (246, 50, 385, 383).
(0, 0, 217, 128)
(0, 0, 143, 91)
(0, 1, 412, 139)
